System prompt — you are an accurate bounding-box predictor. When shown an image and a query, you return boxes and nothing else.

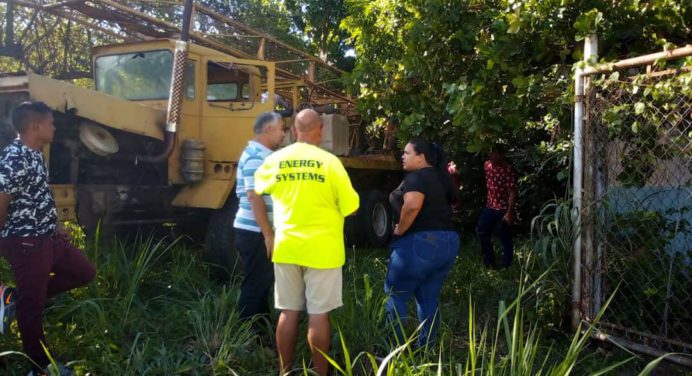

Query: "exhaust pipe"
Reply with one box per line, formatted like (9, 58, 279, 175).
(131, 0, 194, 164)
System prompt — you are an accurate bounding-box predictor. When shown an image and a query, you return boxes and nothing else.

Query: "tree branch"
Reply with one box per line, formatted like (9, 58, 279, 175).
(63, 20, 70, 72)
(17, 9, 37, 42)
(4, 0, 14, 47)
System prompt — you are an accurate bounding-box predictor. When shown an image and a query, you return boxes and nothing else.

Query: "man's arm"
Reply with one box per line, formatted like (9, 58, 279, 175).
(332, 159, 360, 217)
(244, 155, 275, 258)
(503, 185, 518, 224)
(0, 192, 11, 229)
(0, 157, 22, 229)
(248, 190, 274, 259)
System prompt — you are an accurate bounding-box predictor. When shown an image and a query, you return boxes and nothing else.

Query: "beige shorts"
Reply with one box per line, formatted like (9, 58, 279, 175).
(274, 263, 343, 314)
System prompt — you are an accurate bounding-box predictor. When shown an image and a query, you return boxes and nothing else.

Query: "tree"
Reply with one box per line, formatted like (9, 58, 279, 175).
(0, 0, 313, 80)
(342, 0, 691, 226)
(344, 0, 690, 149)
(200, 0, 307, 51)
(285, 0, 354, 71)
(0, 2, 104, 80)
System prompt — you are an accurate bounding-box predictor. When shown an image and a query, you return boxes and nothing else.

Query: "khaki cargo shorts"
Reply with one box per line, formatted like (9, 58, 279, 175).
(274, 263, 342, 314)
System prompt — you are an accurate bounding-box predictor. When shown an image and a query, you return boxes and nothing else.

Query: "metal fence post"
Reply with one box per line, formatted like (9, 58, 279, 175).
(572, 34, 598, 330)
(582, 35, 598, 321)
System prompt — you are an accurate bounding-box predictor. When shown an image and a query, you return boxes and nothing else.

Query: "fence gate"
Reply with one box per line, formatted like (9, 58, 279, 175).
(577, 44, 691, 366)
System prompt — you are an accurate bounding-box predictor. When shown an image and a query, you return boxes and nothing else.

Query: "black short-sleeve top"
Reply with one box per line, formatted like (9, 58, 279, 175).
(389, 167, 454, 235)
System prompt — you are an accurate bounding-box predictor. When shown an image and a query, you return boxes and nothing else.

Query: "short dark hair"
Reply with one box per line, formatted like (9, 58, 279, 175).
(407, 137, 457, 205)
(253, 111, 283, 134)
(490, 143, 506, 155)
(11, 101, 52, 133)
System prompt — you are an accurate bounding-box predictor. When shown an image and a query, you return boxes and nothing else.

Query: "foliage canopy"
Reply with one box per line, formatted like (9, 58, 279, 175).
(342, 0, 691, 152)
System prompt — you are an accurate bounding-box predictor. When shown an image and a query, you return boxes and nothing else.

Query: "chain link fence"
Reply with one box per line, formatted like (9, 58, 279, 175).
(578, 47, 691, 364)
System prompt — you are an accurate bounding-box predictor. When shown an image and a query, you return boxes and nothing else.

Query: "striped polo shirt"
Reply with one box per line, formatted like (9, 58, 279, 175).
(233, 140, 273, 232)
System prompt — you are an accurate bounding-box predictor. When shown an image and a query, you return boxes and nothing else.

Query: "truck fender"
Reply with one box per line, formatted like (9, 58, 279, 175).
(171, 176, 236, 210)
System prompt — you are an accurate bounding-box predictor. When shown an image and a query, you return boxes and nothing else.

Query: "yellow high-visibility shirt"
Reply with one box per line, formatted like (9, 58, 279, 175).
(254, 142, 359, 268)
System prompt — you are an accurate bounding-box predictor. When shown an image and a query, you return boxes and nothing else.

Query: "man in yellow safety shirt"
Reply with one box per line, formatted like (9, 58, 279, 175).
(254, 109, 359, 376)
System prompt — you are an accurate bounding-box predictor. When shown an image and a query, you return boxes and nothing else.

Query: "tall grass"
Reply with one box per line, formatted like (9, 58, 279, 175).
(322, 265, 631, 376)
(0, 231, 681, 375)
(0, 232, 269, 375)
(526, 199, 578, 330)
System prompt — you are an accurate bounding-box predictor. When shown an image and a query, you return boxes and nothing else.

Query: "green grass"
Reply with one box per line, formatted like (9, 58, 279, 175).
(0, 232, 685, 375)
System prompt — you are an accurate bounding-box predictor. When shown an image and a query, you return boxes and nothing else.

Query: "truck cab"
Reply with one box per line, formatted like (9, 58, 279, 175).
(0, 39, 401, 275)
(91, 39, 276, 208)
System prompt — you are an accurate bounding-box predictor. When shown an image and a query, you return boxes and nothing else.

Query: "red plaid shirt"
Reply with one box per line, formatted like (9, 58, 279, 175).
(484, 160, 516, 211)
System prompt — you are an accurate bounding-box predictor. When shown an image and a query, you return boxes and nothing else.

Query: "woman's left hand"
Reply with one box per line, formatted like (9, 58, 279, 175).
(393, 224, 402, 236)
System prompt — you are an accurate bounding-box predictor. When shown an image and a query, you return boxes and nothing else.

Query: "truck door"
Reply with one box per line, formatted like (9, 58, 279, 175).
(200, 57, 275, 170)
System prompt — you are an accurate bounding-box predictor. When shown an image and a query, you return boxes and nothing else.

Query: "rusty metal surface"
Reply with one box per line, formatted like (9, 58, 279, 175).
(51, 184, 77, 222)
(340, 155, 401, 171)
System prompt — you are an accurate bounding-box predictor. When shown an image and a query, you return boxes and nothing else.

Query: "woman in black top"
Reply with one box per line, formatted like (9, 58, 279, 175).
(385, 138, 460, 349)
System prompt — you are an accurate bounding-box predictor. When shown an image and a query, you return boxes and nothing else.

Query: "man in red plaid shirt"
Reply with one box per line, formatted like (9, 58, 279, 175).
(477, 144, 517, 268)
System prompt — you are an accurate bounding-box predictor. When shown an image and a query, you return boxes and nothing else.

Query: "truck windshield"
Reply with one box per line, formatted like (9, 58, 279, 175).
(95, 50, 194, 101)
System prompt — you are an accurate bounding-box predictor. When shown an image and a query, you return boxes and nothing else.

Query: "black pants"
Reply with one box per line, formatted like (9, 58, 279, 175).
(476, 207, 513, 268)
(234, 229, 274, 333)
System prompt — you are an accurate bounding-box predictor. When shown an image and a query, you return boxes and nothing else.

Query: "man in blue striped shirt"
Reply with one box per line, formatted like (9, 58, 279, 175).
(233, 112, 286, 338)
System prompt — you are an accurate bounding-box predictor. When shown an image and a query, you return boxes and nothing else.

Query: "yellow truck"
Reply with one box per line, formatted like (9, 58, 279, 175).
(0, 38, 401, 273)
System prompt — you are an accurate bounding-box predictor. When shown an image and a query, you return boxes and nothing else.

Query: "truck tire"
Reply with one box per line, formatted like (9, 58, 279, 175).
(357, 190, 392, 248)
(204, 193, 242, 281)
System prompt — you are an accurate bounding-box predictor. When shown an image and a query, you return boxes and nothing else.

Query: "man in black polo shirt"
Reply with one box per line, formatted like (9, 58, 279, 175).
(0, 101, 96, 375)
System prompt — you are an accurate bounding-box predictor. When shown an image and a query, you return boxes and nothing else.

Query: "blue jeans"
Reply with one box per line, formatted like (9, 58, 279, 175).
(476, 207, 513, 268)
(384, 230, 459, 349)
(235, 229, 274, 334)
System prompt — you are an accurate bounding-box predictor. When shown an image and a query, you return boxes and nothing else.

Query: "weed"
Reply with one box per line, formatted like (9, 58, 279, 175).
(0, 233, 681, 375)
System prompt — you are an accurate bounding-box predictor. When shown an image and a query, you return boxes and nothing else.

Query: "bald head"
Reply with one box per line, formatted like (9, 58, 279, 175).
(294, 109, 323, 144)
(295, 109, 322, 132)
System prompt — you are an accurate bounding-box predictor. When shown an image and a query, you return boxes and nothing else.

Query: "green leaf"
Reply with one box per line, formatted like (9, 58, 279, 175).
(507, 13, 521, 34)
(573, 8, 603, 41)
(631, 121, 640, 133)
(637, 354, 688, 376)
(634, 102, 645, 115)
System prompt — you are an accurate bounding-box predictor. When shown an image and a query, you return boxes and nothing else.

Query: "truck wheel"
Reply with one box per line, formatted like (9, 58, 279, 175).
(357, 190, 392, 248)
(76, 186, 116, 240)
(204, 193, 242, 281)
